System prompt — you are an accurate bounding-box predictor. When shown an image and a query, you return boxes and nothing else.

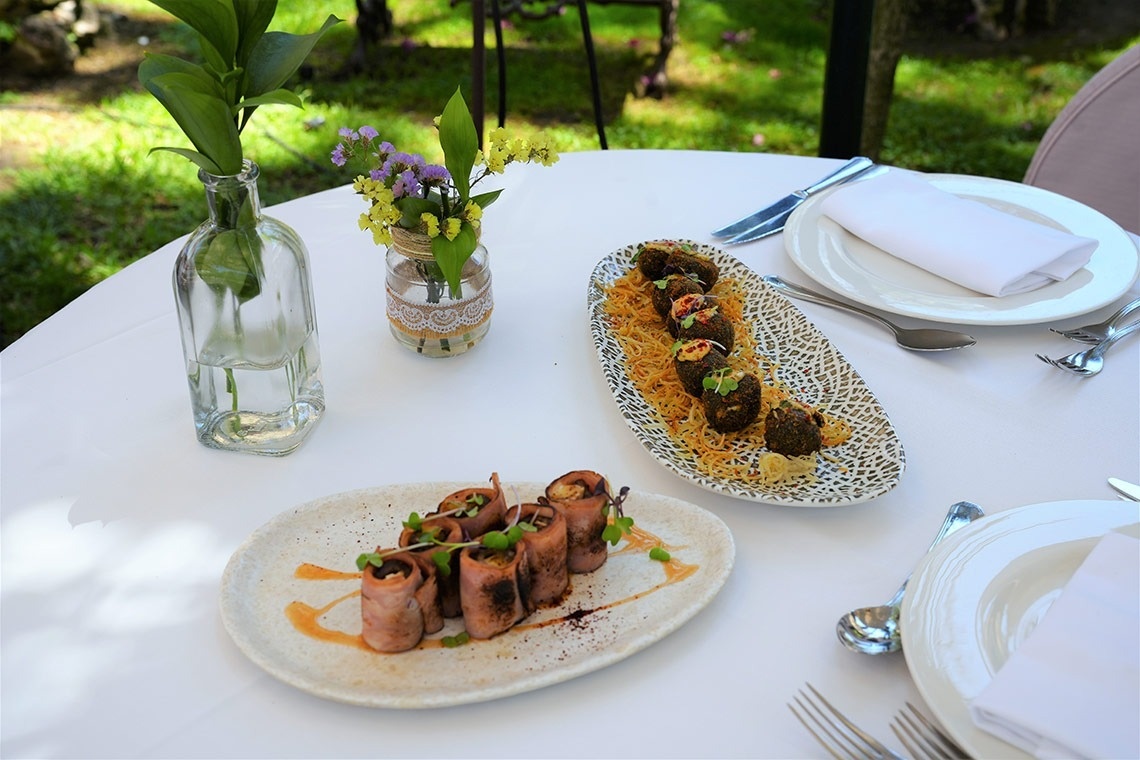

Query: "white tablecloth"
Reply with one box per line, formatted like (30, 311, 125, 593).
(2, 150, 1138, 758)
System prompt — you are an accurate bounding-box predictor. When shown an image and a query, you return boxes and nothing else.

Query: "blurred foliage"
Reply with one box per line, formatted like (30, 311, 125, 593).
(1, 0, 1137, 347)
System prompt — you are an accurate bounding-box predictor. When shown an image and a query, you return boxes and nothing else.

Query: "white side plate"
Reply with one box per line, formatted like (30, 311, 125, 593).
(901, 499, 1140, 758)
(785, 173, 1140, 325)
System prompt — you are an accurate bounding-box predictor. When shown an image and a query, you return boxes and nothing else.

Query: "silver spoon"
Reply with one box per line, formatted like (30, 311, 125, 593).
(762, 276, 977, 352)
(837, 501, 985, 655)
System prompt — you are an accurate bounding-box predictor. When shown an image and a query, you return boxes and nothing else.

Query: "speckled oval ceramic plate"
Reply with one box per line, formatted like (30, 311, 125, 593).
(588, 240, 904, 506)
(219, 482, 734, 708)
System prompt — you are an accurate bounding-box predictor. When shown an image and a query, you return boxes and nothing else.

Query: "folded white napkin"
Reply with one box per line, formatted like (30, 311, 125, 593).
(969, 530, 1140, 759)
(819, 171, 1098, 297)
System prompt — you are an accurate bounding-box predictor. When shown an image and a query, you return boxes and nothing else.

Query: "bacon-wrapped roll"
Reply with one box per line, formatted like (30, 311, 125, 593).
(507, 502, 569, 606)
(360, 552, 426, 653)
(435, 472, 507, 540)
(544, 470, 610, 573)
(459, 545, 532, 639)
(399, 515, 465, 618)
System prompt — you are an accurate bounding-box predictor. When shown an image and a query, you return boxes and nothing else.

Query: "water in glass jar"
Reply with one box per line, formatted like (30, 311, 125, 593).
(187, 329, 324, 456)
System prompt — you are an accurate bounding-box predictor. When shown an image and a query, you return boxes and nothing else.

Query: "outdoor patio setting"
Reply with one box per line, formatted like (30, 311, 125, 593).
(1, 3, 1138, 759)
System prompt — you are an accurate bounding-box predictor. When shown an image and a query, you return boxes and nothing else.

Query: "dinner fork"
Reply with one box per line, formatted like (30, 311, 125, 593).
(789, 683, 905, 760)
(1049, 296, 1140, 343)
(890, 702, 968, 759)
(1036, 319, 1140, 376)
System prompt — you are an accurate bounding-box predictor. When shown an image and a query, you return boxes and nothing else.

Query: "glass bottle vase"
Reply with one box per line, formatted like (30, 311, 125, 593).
(385, 227, 493, 357)
(174, 161, 325, 456)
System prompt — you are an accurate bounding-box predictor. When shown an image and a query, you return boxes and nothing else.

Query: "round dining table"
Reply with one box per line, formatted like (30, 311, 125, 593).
(2, 149, 1138, 759)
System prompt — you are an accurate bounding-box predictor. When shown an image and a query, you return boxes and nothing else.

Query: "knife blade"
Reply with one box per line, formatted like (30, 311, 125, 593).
(725, 159, 884, 244)
(1108, 477, 1140, 501)
(710, 156, 875, 240)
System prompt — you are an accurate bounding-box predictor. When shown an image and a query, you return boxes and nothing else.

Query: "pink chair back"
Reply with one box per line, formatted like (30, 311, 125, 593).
(1024, 45, 1140, 233)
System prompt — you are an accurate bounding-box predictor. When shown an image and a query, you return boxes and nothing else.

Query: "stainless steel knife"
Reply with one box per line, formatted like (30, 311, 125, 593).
(1108, 477, 1140, 501)
(706, 154, 875, 240)
(715, 157, 875, 244)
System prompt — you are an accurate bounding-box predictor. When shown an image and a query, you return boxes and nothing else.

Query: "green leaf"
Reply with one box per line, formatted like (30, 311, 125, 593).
(481, 531, 509, 551)
(442, 631, 470, 647)
(235, 88, 303, 113)
(517, 522, 538, 533)
(148, 146, 223, 175)
(505, 525, 523, 544)
(244, 15, 340, 98)
(403, 512, 423, 531)
(356, 552, 382, 571)
(144, 71, 243, 174)
(438, 87, 479, 203)
(603, 516, 635, 546)
(395, 197, 440, 228)
(430, 222, 478, 294)
(147, 0, 239, 69)
(138, 52, 220, 92)
(431, 550, 452, 577)
(232, 0, 277, 69)
(195, 229, 261, 301)
(470, 189, 503, 209)
(649, 547, 672, 562)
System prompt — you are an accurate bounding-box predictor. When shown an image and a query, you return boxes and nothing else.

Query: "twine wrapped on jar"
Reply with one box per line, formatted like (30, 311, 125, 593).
(384, 226, 493, 357)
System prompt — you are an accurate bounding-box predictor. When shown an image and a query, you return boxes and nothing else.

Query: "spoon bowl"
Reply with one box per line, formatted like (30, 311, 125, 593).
(762, 276, 977, 352)
(837, 501, 985, 655)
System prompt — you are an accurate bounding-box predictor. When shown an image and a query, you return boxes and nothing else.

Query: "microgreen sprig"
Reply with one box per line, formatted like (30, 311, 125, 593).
(702, 367, 739, 397)
(357, 501, 540, 575)
(601, 485, 634, 546)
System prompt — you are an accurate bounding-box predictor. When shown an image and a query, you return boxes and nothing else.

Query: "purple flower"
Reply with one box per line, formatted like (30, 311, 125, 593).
(338, 126, 358, 141)
(420, 164, 451, 185)
(330, 144, 347, 167)
(392, 169, 421, 198)
(359, 125, 379, 141)
(369, 168, 385, 181)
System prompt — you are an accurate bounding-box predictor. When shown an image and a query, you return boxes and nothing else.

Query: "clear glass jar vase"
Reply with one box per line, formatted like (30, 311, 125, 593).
(385, 227, 493, 357)
(174, 161, 325, 456)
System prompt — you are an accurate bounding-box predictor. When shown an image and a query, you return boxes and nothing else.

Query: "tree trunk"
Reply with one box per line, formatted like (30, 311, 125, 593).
(860, 0, 911, 158)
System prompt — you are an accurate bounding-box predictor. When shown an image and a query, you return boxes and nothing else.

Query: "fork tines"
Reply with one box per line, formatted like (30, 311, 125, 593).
(1035, 352, 1085, 373)
(789, 683, 905, 760)
(890, 701, 968, 759)
(1050, 295, 1140, 344)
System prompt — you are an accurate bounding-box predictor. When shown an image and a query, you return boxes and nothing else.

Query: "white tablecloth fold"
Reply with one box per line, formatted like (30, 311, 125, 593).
(969, 530, 1140, 760)
(819, 171, 1098, 297)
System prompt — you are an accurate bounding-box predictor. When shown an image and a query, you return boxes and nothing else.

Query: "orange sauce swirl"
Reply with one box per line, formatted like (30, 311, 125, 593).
(285, 520, 700, 652)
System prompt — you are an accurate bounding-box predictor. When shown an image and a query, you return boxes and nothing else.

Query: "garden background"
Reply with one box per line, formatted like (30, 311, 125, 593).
(2, 0, 1138, 347)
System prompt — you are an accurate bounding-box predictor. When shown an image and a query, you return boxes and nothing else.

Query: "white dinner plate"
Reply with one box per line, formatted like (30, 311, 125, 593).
(588, 241, 905, 507)
(219, 481, 734, 708)
(900, 499, 1140, 759)
(784, 172, 1140, 325)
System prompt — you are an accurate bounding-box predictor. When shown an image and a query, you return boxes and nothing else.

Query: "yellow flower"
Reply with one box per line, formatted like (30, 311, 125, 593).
(529, 135, 560, 166)
(488, 126, 509, 146)
(371, 226, 392, 246)
(358, 212, 372, 231)
(486, 145, 508, 173)
(421, 213, 440, 237)
(463, 201, 482, 223)
(443, 217, 461, 241)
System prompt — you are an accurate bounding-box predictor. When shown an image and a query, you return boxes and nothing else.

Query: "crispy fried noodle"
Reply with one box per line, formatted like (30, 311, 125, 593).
(603, 269, 851, 485)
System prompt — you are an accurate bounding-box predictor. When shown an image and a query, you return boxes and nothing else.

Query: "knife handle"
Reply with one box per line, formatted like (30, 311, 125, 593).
(802, 156, 874, 196)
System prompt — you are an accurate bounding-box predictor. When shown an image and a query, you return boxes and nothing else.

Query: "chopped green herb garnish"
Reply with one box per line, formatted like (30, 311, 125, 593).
(442, 631, 470, 648)
(649, 546, 671, 562)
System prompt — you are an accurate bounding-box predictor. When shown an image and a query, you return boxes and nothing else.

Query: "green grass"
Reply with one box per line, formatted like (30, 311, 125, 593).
(1, 0, 1137, 347)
